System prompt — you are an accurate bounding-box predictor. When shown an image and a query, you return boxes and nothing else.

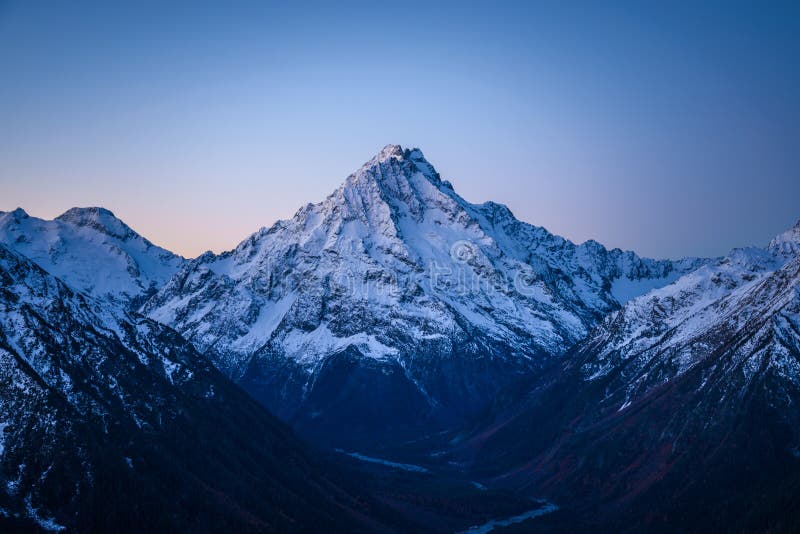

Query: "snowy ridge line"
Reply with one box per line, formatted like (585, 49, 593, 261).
(0, 206, 185, 308)
(577, 225, 800, 412)
(143, 144, 707, 374)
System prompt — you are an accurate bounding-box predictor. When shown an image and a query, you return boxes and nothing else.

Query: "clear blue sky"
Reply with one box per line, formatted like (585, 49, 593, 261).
(1, 1, 798, 259)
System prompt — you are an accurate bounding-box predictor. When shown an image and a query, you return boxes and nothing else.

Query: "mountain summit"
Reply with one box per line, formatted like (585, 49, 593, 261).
(0, 207, 184, 307)
(143, 145, 706, 447)
(769, 218, 800, 256)
(56, 207, 132, 239)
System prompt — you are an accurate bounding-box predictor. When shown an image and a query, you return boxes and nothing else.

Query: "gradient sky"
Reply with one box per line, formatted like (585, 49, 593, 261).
(1, 1, 798, 259)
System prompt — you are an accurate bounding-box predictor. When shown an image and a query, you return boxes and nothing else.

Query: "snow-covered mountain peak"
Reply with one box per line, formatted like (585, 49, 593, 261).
(276, 144, 458, 250)
(769, 219, 800, 257)
(350, 144, 440, 187)
(376, 143, 405, 161)
(56, 206, 136, 241)
(351, 144, 410, 181)
(143, 145, 708, 441)
(0, 207, 30, 222)
(0, 208, 185, 306)
(56, 206, 116, 225)
(58, 205, 115, 219)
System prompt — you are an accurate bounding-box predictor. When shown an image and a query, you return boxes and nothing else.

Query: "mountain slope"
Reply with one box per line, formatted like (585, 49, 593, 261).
(453, 222, 800, 531)
(0, 243, 386, 532)
(0, 207, 184, 308)
(579, 220, 800, 404)
(143, 145, 706, 447)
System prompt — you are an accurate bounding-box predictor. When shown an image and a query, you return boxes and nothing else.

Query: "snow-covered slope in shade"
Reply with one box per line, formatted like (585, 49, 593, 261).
(0, 243, 380, 531)
(143, 145, 707, 445)
(580, 219, 800, 403)
(0, 207, 184, 308)
(769, 219, 800, 257)
(450, 225, 800, 531)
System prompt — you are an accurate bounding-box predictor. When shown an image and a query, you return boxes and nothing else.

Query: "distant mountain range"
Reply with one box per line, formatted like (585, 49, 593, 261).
(446, 223, 800, 531)
(1, 145, 798, 531)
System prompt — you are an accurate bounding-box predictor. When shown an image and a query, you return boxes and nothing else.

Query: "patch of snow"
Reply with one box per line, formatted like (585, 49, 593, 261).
(283, 323, 398, 364)
(230, 293, 296, 354)
(0, 422, 7, 455)
(24, 496, 65, 532)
